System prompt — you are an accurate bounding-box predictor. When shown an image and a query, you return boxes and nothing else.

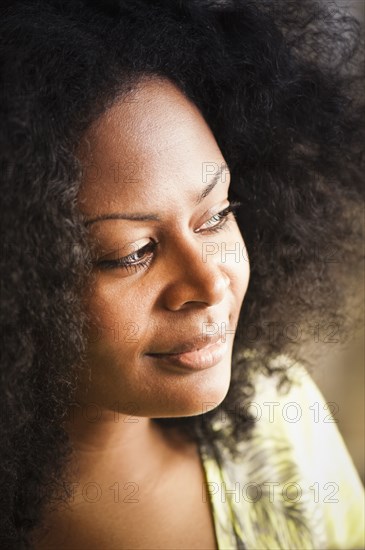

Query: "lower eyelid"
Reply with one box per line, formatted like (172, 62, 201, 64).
(203, 216, 231, 234)
(99, 242, 157, 270)
(198, 206, 238, 233)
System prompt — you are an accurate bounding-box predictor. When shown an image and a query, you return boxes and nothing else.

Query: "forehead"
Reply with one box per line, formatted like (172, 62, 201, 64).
(76, 77, 226, 216)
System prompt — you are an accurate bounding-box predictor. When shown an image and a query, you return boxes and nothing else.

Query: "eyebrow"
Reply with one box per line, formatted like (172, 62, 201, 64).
(83, 164, 229, 227)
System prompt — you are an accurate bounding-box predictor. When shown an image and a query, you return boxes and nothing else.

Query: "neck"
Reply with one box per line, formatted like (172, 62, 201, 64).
(62, 403, 191, 491)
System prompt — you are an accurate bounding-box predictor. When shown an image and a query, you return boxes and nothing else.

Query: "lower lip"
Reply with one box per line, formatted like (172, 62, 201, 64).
(146, 341, 228, 371)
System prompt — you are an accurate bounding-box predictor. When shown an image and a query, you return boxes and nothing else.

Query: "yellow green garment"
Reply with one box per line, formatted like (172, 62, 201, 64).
(198, 357, 365, 549)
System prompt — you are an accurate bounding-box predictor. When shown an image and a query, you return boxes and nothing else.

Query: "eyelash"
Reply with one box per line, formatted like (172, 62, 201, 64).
(95, 200, 242, 273)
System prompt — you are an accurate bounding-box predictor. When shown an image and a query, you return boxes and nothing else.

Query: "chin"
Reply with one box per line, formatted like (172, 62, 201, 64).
(159, 361, 232, 418)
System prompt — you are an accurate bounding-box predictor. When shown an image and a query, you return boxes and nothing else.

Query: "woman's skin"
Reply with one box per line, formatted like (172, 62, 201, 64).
(34, 77, 250, 547)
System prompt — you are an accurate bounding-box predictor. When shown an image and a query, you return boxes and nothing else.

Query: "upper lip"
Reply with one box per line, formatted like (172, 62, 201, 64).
(147, 331, 222, 355)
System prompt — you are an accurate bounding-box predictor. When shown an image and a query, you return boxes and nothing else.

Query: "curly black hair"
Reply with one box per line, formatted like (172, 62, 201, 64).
(0, 0, 364, 547)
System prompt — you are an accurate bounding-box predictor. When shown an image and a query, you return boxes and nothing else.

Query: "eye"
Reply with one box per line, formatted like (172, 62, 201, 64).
(197, 200, 242, 234)
(93, 200, 242, 274)
(94, 241, 158, 273)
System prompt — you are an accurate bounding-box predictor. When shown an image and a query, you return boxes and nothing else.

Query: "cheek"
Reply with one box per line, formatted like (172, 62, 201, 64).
(224, 227, 250, 302)
(83, 280, 151, 358)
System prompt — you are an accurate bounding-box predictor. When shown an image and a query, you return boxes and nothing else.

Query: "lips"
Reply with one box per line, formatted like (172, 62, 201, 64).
(145, 330, 228, 371)
(146, 331, 223, 356)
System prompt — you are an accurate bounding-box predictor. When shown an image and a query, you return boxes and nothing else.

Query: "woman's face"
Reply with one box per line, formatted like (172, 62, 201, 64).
(76, 77, 250, 418)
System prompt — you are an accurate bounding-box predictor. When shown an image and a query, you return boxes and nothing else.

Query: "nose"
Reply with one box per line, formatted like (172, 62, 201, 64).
(161, 238, 230, 311)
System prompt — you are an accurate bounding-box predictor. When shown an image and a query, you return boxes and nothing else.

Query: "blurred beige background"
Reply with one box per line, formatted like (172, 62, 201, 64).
(309, 328, 364, 484)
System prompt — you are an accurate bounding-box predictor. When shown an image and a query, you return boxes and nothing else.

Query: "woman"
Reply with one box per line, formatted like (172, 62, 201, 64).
(0, 0, 364, 548)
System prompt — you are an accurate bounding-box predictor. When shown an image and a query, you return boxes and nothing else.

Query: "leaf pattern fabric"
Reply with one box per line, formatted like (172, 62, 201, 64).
(198, 358, 365, 549)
